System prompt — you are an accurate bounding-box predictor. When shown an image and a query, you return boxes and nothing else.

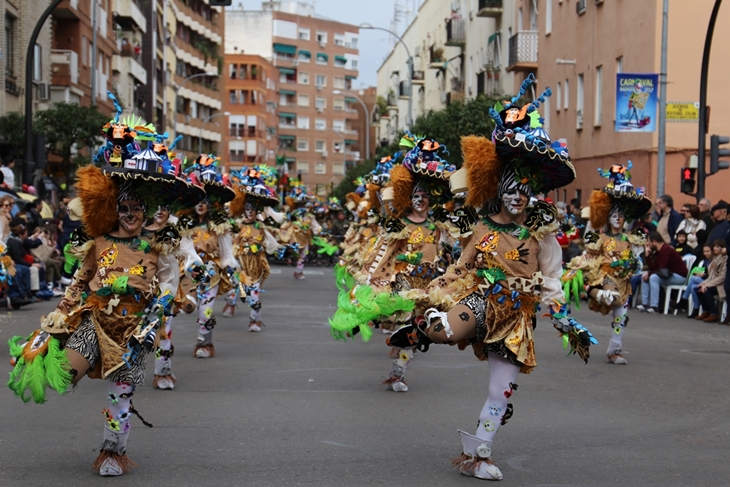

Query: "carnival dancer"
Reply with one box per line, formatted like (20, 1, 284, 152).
(563, 163, 650, 365)
(330, 135, 455, 392)
(183, 154, 237, 358)
(387, 77, 597, 480)
(279, 183, 322, 279)
(228, 166, 282, 331)
(8, 96, 202, 476)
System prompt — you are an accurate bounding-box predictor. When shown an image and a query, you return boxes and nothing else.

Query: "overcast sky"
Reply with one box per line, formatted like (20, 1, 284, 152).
(229, 0, 422, 89)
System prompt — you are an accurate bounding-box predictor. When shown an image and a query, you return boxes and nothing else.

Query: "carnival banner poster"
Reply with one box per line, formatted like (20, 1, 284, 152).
(615, 73, 658, 132)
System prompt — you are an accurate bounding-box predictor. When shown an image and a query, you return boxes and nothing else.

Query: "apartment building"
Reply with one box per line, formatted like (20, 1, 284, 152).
(226, 1, 360, 187)
(138, 0, 225, 160)
(538, 0, 730, 205)
(111, 0, 147, 120)
(376, 0, 516, 146)
(222, 53, 278, 170)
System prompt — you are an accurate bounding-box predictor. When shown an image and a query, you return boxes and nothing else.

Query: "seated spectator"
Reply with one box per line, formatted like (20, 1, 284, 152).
(637, 231, 688, 313)
(681, 244, 713, 317)
(24, 198, 44, 234)
(0, 195, 13, 241)
(694, 240, 727, 323)
(30, 224, 64, 296)
(674, 230, 693, 256)
(676, 203, 706, 250)
(5, 218, 53, 300)
(630, 241, 652, 307)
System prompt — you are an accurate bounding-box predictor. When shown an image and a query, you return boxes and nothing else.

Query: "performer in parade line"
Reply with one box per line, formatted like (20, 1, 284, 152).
(227, 166, 283, 332)
(387, 77, 597, 481)
(8, 92, 203, 476)
(279, 182, 322, 280)
(183, 154, 237, 358)
(562, 163, 651, 365)
(330, 135, 456, 393)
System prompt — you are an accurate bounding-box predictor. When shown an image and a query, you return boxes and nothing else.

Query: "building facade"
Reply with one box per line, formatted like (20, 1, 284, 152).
(538, 0, 730, 206)
(226, 1, 360, 187)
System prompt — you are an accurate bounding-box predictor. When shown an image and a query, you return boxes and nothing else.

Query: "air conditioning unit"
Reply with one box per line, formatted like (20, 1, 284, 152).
(319, 40, 326, 48)
(576, 0, 586, 14)
(316, 84, 323, 91)
(292, 60, 299, 66)
(37, 82, 50, 101)
(322, 149, 328, 157)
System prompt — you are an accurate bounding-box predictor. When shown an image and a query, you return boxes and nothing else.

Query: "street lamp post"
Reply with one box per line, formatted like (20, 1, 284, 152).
(199, 111, 230, 154)
(359, 24, 413, 130)
(174, 72, 218, 134)
(333, 90, 370, 160)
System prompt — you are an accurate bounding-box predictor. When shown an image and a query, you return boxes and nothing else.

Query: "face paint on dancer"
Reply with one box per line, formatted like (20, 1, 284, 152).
(153, 205, 171, 225)
(497, 167, 532, 216)
(411, 189, 430, 214)
(501, 190, 528, 215)
(244, 201, 257, 222)
(609, 210, 625, 232)
(117, 199, 145, 233)
(195, 200, 209, 217)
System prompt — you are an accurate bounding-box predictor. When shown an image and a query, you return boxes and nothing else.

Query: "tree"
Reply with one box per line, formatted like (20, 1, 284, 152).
(0, 111, 27, 159)
(34, 102, 109, 187)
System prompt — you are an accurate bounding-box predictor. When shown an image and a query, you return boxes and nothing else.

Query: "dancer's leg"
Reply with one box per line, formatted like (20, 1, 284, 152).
(606, 303, 629, 364)
(94, 381, 136, 476)
(247, 281, 263, 331)
(384, 348, 413, 392)
(154, 315, 176, 388)
(195, 285, 219, 358)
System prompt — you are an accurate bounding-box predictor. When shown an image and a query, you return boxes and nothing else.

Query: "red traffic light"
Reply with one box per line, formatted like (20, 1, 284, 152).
(681, 167, 696, 195)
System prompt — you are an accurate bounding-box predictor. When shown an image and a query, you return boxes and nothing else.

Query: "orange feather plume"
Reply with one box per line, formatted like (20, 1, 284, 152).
(461, 135, 501, 208)
(390, 164, 413, 217)
(75, 165, 119, 238)
(588, 190, 612, 229)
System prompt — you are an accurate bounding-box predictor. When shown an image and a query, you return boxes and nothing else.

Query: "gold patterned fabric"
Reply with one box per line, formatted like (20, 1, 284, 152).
(191, 222, 233, 293)
(233, 222, 270, 284)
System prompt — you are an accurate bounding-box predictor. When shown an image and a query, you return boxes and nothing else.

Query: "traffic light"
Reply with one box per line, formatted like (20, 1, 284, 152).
(710, 134, 730, 174)
(681, 167, 696, 195)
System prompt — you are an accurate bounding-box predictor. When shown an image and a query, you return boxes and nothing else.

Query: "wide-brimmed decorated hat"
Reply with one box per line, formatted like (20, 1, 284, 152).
(588, 161, 652, 227)
(229, 166, 280, 214)
(284, 181, 310, 209)
(388, 134, 455, 216)
(488, 74, 576, 195)
(184, 153, 235, 204)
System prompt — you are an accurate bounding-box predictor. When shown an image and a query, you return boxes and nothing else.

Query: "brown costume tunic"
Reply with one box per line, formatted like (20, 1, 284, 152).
(232, 221, 270, 284)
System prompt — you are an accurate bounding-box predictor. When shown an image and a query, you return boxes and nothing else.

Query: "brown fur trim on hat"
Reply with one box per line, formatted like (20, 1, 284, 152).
(461, 135, 502, 209)
(588, 190, 612, 230)
(75, 165, 119, 238)
(229, 185, 247, 218)
(390, 164, 413, 217)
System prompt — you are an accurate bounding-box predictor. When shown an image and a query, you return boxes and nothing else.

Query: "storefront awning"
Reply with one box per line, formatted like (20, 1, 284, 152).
(273, 43, 296, 54)
(279, 112, 296, 119)
(278, 67, 296, 75)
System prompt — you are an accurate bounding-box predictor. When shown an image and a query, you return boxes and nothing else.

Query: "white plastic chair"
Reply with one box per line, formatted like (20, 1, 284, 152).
(721, 299, 727, 322)
(663, 254, 697, 315)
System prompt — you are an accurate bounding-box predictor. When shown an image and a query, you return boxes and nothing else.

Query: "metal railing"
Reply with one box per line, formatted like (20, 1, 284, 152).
(508, 31, 538, 67)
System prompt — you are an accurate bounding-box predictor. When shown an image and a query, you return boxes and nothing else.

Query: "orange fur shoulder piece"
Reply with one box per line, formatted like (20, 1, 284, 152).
(588, 190, 612, 229)
(461, 135, 501, 208)
(75, 165, 118, 238)
(229, 186, 247, 217)
(390, 164, 413, 217)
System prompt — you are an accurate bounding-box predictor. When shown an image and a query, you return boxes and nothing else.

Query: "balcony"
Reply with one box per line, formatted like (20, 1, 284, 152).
(387, 93, 398, 109)
(445, 18, 466, 47)
(412, 70, 425, 85)
(51, 49, 79, 86)
(53, 0, 81, 19)
(507, 31, 538, 73)
(112, 0, 147, 33)
(429, 46, 446, 68)
(477, 0, 503, 18)
(113, 55, 147, 84)
(170, 0, 221, 45)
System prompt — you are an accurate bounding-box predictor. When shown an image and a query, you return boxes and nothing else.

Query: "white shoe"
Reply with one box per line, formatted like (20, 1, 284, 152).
(59, 276, 72, 286)
(381, 328, 393, 335)
(156, 377, 175, 390)
(472, 461, 503, 481)
(607, 354, 628, 365)
(99, 456, 123, 477)
(388, 381, 408, 392)
(635, 304, 647, 312)
(294, 271, 306, 280)
(222, 307, 234, 318)
(52, 287, 64, 297)
(195, 347, 211, 358)
(249, 322, 262, 332)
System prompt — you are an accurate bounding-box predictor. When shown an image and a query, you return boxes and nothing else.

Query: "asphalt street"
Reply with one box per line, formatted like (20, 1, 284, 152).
(1, 265, 729, 487)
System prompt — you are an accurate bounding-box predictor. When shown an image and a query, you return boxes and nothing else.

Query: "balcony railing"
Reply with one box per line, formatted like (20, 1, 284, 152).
(412, 70, 425, 84)
(446, 18, 466, 46)
(507, 31, 538, 71)
(477, 0, 503, 18)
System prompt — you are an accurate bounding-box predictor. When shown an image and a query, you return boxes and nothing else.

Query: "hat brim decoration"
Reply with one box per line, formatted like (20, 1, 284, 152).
(184, 154, 235, 204)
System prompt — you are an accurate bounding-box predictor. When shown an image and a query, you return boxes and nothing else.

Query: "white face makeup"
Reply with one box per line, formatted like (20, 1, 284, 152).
(609, 211, 625, 231)
(118, 199, 144, 233)
(243, 202, 257, 222)
(153, 206, 170, 225)
(195, 201, 208, 217)
(411, 190, 429, 214)
(501, 189, 527, 215)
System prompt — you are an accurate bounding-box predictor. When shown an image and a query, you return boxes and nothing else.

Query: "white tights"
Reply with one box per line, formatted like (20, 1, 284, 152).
(606, 303, 629, 355)
(475, 352, 521, 451)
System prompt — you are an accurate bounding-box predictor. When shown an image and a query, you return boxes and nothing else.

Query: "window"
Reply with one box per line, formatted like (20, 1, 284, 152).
(556, 82, 562, 111)
(315, 74, 326, 87)
(315, 162, 326, 174)
(298, 94, 310, 107)
(298, 72, 309, 84)
(298, 51, 310, 63)
(333, 98, 344, 111)
(333, 162, 344, 175)
(332, 140, 342, 153)
(5, 14, 14, 76)
(315, 97, 326, 111)
(229, 63, 237, 78)
(316, 31, 327, 44)
(543, 97, 550, 133)
(351, 59, 358, 70)
(297, 161, 309, 174)
(33, 44, 42, 81)
(297, 139, 309, 151)
(546, 0, 552, 35)
(332, 119, 345, 132)
(594, 65, 603, 126)
(298, 28, 310, 40)
(297, 116, 310, 129)
(229, 90, 237, 104)
(577, 73, 584, 129)
(564, 79, 569, 109)
(334, 77, 345, 89)
(81, 36, 88, 67)
(316, 53, 327, 65)
(334, 34, 345, 46)
(616, 55, 624, 74)
(315, 140, 325, 152)
(315, 118, 326, 130)
(229, 140, 245, 162)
